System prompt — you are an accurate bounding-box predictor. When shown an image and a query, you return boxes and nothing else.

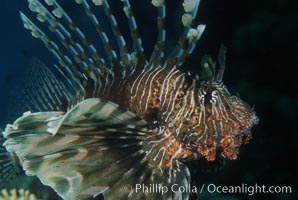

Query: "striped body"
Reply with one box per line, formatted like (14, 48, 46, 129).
(99, 63, 258, 165)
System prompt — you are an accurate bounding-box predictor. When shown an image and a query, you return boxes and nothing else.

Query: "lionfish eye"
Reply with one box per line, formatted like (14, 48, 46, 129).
(204, 92, 212, 103)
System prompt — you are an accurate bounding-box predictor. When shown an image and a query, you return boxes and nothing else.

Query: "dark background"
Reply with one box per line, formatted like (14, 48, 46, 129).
(0, 0, 297, 199)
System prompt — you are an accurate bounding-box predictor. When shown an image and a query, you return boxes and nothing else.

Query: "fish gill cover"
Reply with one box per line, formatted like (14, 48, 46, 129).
(0, 0, 262, 199)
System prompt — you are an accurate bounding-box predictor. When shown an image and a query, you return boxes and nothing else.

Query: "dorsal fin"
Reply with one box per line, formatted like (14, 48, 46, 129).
(216, 44, 227, 82)
(164, 0, 205, 68)
(20, 0, 205, 99)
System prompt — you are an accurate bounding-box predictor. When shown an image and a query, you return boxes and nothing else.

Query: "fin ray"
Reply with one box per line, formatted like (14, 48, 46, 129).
(165, 0, 204, 67)
(150, 2, 166, 66)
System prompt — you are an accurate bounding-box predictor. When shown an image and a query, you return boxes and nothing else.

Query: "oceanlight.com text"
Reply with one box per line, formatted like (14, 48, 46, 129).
(204, 183, 292, 196)
(123, 183, 292, 196)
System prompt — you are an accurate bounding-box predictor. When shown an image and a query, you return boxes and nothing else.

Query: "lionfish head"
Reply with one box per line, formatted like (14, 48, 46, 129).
(192, 45, 259, 161)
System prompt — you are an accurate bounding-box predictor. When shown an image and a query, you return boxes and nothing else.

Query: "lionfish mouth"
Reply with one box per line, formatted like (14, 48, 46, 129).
(251, 114, 260, 126)
(242, 112, 259, 132)
(245, 113, 259, 132)
(235, 114, 259, 144)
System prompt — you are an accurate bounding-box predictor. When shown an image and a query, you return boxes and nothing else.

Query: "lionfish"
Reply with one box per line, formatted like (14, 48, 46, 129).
(0, 0, 259, 199)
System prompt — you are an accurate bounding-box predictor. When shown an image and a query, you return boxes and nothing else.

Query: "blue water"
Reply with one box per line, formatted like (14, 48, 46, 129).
(0, 0, 52, 126)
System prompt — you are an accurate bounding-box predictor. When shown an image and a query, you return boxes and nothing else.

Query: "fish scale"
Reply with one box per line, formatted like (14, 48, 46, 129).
(0, 0, 259, 200)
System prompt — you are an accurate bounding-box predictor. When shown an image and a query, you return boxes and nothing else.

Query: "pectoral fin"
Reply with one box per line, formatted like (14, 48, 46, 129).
(3, 98, 191, 200)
